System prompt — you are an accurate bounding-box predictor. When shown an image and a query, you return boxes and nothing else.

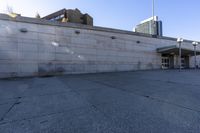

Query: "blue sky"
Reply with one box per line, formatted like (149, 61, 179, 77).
(0, 0, 200, 41)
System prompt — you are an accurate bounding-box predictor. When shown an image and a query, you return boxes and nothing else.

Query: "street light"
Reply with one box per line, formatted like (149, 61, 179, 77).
(177, 38, 184, 71)
(192, 41, 198, 70)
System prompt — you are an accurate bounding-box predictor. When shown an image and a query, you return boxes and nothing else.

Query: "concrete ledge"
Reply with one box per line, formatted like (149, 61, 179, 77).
(0, 13, 195, 43)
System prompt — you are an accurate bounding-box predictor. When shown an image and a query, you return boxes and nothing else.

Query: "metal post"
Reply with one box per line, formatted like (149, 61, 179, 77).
(152, 0, 155, 20)
(152, 0, 155, 35)
(179, 42, 182, 71)
(194, 45, 197, 70)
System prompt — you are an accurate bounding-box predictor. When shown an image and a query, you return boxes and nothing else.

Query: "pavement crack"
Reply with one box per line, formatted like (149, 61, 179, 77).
(0, 97, 21, 122)
(40, 120, 48, 124)
(0, 104, 101, 125)
(0, 91, 69, 101)
(139, 78, 200, 87)
(85, 79, 200, 114)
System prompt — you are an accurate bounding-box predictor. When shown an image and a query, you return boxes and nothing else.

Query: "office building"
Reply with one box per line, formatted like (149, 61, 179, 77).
(135, 16, 163, 36)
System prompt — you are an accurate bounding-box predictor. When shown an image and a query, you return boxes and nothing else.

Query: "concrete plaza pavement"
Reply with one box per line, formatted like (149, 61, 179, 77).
(0, 70, 200, 133)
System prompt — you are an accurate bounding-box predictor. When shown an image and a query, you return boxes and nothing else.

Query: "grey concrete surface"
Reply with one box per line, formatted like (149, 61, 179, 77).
(0, 70, 200, 133)
(1, 15, 200, 78)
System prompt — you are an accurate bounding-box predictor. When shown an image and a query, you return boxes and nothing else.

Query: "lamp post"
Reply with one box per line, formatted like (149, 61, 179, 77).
(192, 41, 198, 70)
(177, 38, 184, 71)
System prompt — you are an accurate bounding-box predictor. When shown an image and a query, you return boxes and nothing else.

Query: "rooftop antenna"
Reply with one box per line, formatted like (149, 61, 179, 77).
(152, 0, 156, 35)
(152, 0, 155, 21)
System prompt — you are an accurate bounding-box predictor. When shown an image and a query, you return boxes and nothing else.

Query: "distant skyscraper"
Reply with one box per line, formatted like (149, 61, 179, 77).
(135, 16, 163, 36)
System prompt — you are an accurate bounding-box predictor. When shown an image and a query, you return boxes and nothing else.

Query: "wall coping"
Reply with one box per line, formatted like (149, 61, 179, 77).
(0, 13, 197, 43)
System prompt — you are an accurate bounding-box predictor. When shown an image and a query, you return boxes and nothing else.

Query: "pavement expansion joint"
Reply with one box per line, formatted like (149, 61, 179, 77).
(85, 78, 200, 114)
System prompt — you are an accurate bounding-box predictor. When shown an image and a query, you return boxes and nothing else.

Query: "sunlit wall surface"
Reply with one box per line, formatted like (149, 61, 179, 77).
(0, 14, 199, 78)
